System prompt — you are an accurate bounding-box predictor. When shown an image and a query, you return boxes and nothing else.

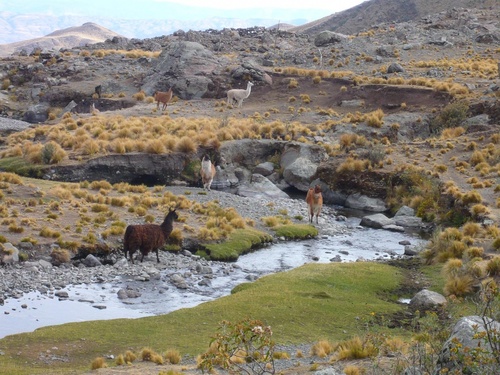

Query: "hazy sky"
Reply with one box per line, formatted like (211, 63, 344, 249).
(1, 0, 368, 22)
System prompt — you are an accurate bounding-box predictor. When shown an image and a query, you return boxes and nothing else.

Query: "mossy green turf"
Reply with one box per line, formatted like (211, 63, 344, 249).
(201, 228, 273, 261)
(0, 157, 44, 178)
(272, 223, 318, 239)
(201, 225, 317, 261)
(0, 262, 406, 374)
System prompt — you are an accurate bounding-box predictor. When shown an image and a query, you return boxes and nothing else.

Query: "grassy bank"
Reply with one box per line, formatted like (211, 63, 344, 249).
(0, 261, 407, 374)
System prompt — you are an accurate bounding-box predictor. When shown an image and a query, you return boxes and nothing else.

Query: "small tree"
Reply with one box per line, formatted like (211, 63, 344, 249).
(199, 318, 275, 375)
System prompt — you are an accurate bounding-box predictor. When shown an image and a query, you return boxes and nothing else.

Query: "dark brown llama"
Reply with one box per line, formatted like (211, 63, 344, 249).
(123, 207, 178, 263)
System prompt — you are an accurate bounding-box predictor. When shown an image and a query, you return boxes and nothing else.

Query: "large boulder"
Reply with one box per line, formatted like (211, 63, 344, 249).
(142, 41, 224, 99)
(409, 289, 446, 312)
(314, 31, 349, 47)
(0, 243, 19, 264)
(360, 213, 394, 229)
(23, 103, 50, 123)
(345, 193, 387, 212)
(435, 316, 500, 374)
(309, 178, 348, 206)
(45, 153, 191, 184)
(237, 174, 290, 200)
(220, 139, 287, 169)
(394, 205, 423, 227)
(280, 143, 328, 191)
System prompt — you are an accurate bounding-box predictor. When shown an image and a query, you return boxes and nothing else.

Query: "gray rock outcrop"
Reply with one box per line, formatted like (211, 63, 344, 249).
(314, 31, 348, 47)
(143, 41, 224, 99)
(409, 289, 447, 311)
(435, 315, 500, 374)
(280, 143, 328, 191)
(360, 213, 394, 229)
(0, 243, 19, 264)
(345, 193, 387, 212)
(394, 205, 423, 227)
(237, 173, 290, 200)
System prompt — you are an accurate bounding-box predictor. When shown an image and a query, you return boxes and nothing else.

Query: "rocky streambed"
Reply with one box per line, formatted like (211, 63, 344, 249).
(0, 188, 427, 338)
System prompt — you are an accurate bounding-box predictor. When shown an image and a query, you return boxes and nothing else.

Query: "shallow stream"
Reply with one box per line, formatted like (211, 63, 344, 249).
(0, 215, 427, 339)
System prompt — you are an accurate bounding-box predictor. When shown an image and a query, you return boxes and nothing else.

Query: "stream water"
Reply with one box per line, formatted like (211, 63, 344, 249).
(0, 215, 427, 339)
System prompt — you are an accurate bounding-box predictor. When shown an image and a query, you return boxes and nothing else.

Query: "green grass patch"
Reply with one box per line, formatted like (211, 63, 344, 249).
(272, 224, 318, 239)
(201, 228, 272, 261)
(420, 264, 446, 294)
(0, 262, 405, 374)
(0, 157, 45, 178)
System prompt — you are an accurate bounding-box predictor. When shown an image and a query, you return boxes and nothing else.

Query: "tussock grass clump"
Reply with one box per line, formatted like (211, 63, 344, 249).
(461, 222, 483, 237)
(133, 91, 146, 101)
(141, 347, 163, 363)
(288, 78, 298, 89)
(344, 365, 362, 375)
(39, 226, 61, 238)
(339, 133, 368, 150)
(364, 109, 385, 128)
(311, 340, 334, 358)
(441, 126, 465, 139)
(334, 336, 377, 360)
(175, 136, 198, 153)
(165, 349, 181, 364)
(486, 257, 500, 276)
(337, 158, 371, 173)
(470, 203, 489, 219)
(124, 350, 137, 363)
(115, 354, 125, 366)
(442, 258, 464, 277)
(90, 357, 107, 370)
(50, 248, 71, 264)
(444, 274, 474, 297)
(273, 351, 290, 359)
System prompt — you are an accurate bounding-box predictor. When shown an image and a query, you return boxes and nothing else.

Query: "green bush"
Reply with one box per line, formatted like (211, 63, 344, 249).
(430, 101, 469, 134)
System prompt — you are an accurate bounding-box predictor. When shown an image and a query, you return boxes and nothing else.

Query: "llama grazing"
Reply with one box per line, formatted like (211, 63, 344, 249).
(153, 88, 173, 110)
(306, 185, 323, 224)
(200, 154, 216, 191)
(123, 207, 178, 263)
(226, 81, 254, 108)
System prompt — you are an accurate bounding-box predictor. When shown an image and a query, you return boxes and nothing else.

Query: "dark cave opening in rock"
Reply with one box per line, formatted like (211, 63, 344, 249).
(129, 174, 166, 187)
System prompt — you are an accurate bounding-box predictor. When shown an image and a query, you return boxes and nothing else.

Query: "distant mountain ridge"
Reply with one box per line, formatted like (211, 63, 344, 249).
(0, 0, 497, 57)
(0, 22, 123, 57)
(0, 12, 301, 45)
(290, 0, 498, 35)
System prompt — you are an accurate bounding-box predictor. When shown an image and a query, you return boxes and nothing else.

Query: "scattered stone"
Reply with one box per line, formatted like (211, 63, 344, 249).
(409, 289, 446, 311)
(360, 213, 394, 229)
(55, 291, 69, 299)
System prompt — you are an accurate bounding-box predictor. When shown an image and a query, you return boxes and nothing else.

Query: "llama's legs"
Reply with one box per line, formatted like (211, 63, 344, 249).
(155, 249, 160, 263)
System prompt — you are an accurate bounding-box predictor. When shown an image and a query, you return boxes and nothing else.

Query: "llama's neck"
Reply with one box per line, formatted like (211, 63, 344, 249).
(201, 159, 211, 174)
(160, 213, 175, 233)
(245, 83, 252, 98)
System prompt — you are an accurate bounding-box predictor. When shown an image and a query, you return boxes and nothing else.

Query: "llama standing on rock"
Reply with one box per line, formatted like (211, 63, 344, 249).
(154, 88, 173, 111)
(227, 81, 254, 108)
(200, 154, 216, 191)
(306, 185, 323, 224)
(123, 207, 178, 263)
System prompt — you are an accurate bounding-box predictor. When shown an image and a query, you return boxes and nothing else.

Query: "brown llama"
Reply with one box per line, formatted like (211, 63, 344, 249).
(153, 88, 173, 110)
(306, 184, 323, 224)
(123, 207, 178, 263)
